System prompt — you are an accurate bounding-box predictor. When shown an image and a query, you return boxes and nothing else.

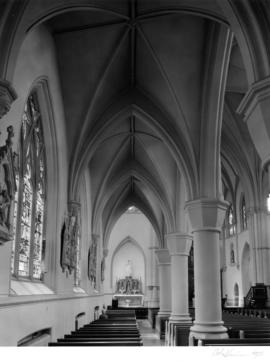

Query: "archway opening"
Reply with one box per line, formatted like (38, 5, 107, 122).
(104, 206, 159, 308)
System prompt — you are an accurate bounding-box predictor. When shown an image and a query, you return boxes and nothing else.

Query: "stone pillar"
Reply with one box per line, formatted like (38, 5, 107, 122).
(155, 249, 171, 316)
(147, 246, 159, 307)
(185, 198, 228, 340)
(166, 233, 192, 323)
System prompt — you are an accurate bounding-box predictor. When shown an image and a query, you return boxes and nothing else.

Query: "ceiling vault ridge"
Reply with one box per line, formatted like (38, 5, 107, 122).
(137, 8, 228, 26)
(94, 164, 173, 234)
(130, 0, 137, 87)
(136, 23, 192, 141)
(103, 191, 163, 249)
(93, 179, 130, 233)
(70, 102, 134, 197)
(75, 26, 129, 152)
(27, 4, 130, 33)
(70, 82, 198, 201)
(135, 135, 175, 202)
(91, 137, 130, 220)
(54, 19, 127, 35)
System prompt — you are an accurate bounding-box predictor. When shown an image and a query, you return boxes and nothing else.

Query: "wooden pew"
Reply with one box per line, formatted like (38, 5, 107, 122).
(66, 334, 140, 339)
(49, 310, 143, 346)
(57, 337, 142, 343)
(49, 340, 143, 346)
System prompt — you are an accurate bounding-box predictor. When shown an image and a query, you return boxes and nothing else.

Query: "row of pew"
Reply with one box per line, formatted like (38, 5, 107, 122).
(192, 310, 270, 346)
(165, 308, 270, 346)
(48, 309, 143, 346)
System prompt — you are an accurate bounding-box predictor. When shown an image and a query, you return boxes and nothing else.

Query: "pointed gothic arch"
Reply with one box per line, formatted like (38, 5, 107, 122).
(110, 236, 146, 293)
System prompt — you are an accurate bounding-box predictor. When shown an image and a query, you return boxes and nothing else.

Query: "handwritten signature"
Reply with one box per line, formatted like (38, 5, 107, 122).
(212, 347, 264, 358)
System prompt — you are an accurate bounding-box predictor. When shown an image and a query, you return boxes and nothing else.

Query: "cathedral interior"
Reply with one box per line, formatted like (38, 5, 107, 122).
(2, 0, 270, 349)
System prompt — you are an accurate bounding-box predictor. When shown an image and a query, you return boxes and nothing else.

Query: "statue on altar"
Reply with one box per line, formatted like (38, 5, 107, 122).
(125, 260, 133, 277)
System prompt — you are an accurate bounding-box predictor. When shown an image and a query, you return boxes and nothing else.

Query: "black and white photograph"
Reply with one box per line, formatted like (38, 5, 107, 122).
(1, 0, 270, 359)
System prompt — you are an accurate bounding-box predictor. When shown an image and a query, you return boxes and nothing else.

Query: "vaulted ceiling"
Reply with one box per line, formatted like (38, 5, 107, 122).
(34, 0, 257, 241)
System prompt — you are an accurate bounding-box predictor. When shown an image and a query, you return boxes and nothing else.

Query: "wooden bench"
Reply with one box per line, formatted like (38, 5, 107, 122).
(48, 308, 144, 347)
(49, 340, 143, 346)
(66, 334, 140, 339)
(58, 337, 142, 342)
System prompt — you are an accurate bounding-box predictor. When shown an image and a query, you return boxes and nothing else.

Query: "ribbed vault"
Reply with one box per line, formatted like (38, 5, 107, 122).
(2, 0, 265, 246)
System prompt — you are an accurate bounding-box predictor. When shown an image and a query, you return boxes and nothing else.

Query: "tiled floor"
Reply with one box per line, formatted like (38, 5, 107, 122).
(137, 319, 165, 346)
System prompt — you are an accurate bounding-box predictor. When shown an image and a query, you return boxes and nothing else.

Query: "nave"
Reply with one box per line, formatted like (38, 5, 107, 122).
(2, 0, 270, 348)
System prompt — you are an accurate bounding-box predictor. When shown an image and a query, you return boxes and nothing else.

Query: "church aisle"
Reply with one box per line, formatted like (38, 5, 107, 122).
(137, 320, 165, 346)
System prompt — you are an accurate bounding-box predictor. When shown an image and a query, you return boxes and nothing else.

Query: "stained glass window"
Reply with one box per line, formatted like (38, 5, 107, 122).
(240, 195, 248, 231)
(10, 92, 46, 281)
(226, 204, 236, 237)
(74, 228, 81, 287)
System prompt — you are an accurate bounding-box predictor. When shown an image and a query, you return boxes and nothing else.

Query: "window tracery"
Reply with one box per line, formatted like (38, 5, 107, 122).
(226, 204, 236, 238)
(240, 195, 248, 231)
(10, 92, 46, 280)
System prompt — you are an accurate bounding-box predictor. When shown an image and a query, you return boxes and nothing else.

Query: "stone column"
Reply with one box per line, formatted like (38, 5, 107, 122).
(185, 198, 228, 340)
(145, 246, 159, 307)
(155, 249, 171, 316)
(166, 233, 193, 323)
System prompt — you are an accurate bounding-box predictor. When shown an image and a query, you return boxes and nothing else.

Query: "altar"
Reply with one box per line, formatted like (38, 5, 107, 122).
(114, 275, 144, 307)
(113, 294, 144, 307)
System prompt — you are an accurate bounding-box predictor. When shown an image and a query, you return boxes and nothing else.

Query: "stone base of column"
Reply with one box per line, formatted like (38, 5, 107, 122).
(189, 322, 228, 345)
(169, 314, 192, 323)
(157, 310, 171, 317)
(156, 313, 170, 340)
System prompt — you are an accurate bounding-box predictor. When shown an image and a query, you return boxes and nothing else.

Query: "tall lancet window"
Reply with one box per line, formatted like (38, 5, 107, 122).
(240, 195, 248, 231)
(11, 92, 46, 280)
(225, 204, 236, 238)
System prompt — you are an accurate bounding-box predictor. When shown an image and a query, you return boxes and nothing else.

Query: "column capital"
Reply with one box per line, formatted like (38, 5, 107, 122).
(185, 198, 229, 233)
(0, 80, 17, 119)
(155, 248, 170, 265)
(166, 233, 192, 256)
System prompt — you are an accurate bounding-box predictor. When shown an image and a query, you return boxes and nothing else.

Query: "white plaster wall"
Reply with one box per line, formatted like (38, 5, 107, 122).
(0, 294, 104, 346)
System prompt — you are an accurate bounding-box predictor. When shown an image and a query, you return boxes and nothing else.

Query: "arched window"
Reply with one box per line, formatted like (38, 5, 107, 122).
(226, 204, 236, 237)
(240, 195, 248, 231)
(11, 91, 46, 280)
